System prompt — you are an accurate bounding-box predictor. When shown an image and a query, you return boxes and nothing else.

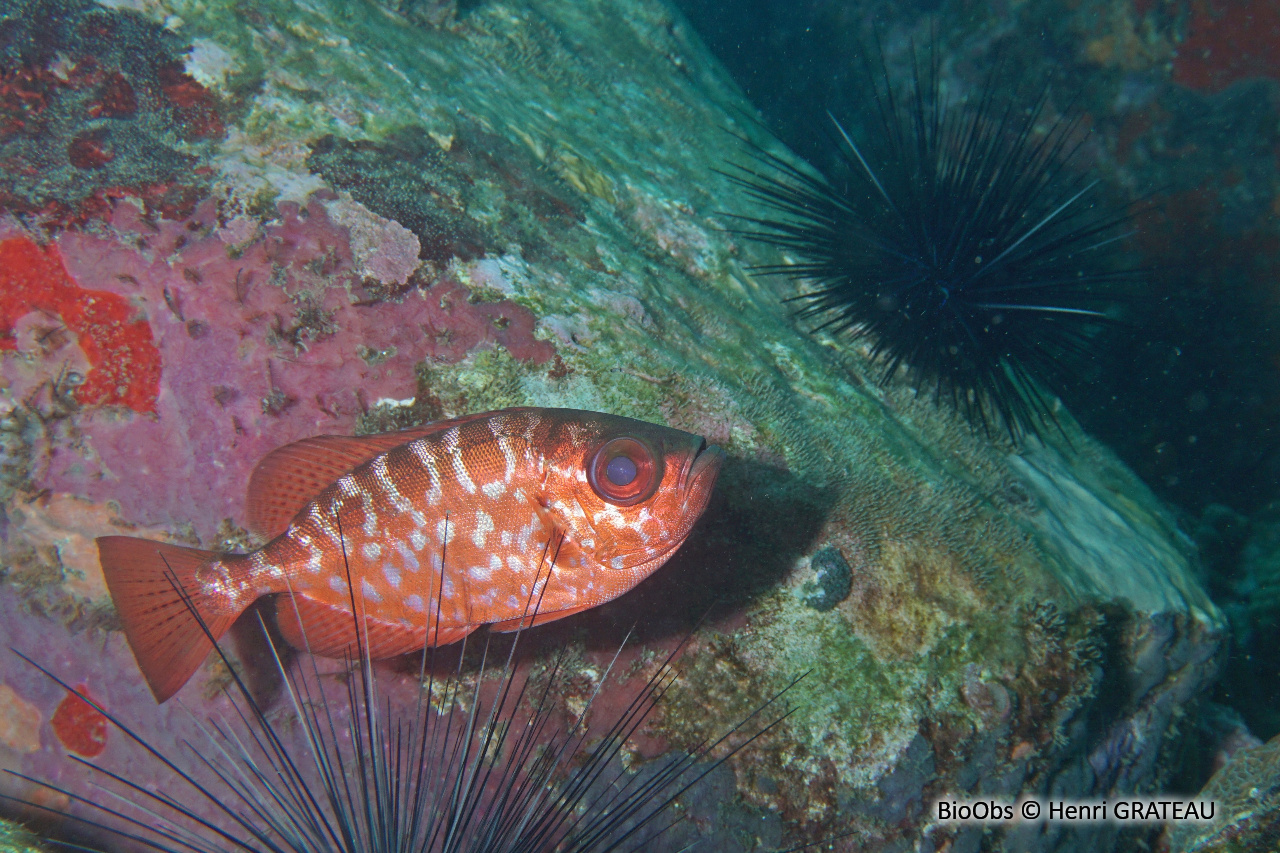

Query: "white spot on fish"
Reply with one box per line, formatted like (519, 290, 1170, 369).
(472, 510, 494, 548)
(611, 556, 625, 570)
(374, 452, 396, 481)
(499, 436, 517, 482)
(405, 594, 425, 612)
(383, 564, 401, 589)
(362, 542, 382, 561)
(361, 578, 382, 604)
(397, 542, 421, 571)
(410, 441, 444, 504)
(482, 481, 505, 499)
(469, 564, 491, 581)
(410, 529, 427, 551)
(453, 451, 476, 494)
(517, 515, 539, 551)
(592, 506, 625, 526)
(436, 518, 455, 544)
(329, 575, 347, 593)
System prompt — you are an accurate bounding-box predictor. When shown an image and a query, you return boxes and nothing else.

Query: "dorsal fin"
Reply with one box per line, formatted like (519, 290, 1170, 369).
(244, 409, 538, 539)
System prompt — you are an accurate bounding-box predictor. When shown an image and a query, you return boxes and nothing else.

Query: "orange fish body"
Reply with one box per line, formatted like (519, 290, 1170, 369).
(97, 408, 724, 702)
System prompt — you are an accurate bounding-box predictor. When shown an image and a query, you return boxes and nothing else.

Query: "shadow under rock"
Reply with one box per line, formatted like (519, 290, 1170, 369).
(535, 454, 837, 654)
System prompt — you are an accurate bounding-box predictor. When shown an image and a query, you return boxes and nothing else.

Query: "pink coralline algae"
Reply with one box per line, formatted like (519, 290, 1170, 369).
(3, 195, 553, 542)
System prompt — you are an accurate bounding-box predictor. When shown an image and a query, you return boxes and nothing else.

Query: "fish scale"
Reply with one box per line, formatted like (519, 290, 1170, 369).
(96, 407, 725, 702)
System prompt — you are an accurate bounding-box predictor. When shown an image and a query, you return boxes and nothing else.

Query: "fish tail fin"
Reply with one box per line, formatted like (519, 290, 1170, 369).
(96, 536, 245, 703)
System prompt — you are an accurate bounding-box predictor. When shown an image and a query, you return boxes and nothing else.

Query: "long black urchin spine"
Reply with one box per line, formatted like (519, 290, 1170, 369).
(9, 529, 806, 853)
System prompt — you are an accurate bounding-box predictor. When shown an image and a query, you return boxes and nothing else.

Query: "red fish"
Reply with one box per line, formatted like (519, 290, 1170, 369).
(97, 408, 725, 702)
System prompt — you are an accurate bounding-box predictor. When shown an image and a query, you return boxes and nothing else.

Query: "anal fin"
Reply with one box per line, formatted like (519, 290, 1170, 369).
(488, 600, 597, 633)
(274, 593, 474, 657)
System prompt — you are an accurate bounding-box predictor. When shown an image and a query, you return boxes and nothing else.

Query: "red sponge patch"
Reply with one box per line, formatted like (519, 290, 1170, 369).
(0, 236, 161, 412)
(50, 683, 109, 758)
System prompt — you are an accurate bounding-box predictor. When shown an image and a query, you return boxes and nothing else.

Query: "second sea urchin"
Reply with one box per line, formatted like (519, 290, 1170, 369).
(728, 43, 1138, 441)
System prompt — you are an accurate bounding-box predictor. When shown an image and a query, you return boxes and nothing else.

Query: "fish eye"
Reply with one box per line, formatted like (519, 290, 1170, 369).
(588, 436, 660, 506)
(606, 455, 636, 486)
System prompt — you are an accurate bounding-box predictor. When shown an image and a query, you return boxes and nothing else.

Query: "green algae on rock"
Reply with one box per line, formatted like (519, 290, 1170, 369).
(0, 0, 1223, 850)
(0, 818, 46, 853)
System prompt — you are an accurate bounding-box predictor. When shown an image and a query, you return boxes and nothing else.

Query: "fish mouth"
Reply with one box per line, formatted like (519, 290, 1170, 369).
(685, 438, 726, 494)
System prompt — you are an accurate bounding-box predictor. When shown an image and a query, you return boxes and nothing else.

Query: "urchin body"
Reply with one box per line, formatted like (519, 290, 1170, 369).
(729, 47, 1135, 440)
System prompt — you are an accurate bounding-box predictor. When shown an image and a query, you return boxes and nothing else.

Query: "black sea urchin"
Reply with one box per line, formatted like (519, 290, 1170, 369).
(727, 44, 1137, 441)
(7, 533, 803, 853)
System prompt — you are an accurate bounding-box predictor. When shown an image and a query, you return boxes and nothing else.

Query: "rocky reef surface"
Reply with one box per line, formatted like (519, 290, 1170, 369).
(1169, 727, 1280, 853)
(0, 0, 1223, 850)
